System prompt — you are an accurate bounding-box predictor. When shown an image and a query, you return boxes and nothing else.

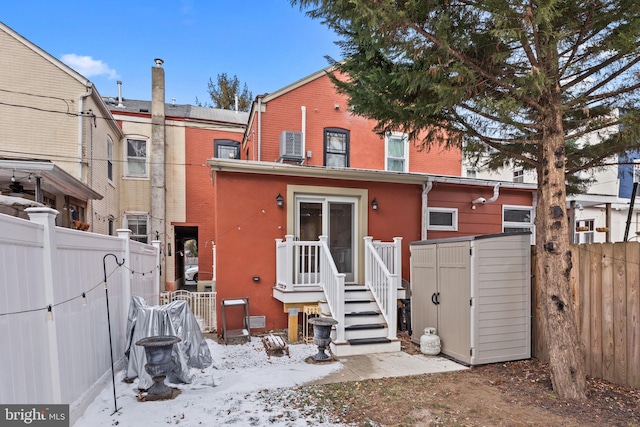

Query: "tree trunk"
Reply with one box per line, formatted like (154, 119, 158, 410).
(535, 108, 587, 399)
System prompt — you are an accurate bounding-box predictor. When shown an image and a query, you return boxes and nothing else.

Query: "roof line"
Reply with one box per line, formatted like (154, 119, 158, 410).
(0, 21, 90, 86)
(207, 159, 538, 189)
(244, 65, 338, 142)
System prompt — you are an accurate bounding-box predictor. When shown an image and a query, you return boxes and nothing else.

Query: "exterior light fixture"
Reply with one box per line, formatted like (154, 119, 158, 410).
(276, 193, 284, 207)
(371, 198, 378, 211)
(11, 171, 15, 182)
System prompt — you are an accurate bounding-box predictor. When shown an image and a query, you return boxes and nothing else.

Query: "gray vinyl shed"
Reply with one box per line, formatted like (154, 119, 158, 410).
(410, 232, 531, 365)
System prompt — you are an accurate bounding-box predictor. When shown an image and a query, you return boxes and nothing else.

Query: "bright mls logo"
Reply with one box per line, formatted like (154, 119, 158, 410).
(0, 405, 68, 427)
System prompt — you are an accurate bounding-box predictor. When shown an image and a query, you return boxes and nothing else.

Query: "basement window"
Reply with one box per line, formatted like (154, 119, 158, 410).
(427, 208, 458, 231)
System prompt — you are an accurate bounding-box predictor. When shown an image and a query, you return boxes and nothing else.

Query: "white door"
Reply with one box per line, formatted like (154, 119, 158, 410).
(296, 195, 358, 283)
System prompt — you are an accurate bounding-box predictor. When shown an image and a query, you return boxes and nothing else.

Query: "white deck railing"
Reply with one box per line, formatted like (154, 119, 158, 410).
(275, 234, 346, 342)
(160, 290, 217, 332)
(372, 237, 403, 277)
(364, 236, 401, 340)
(276, 234, 401, 343)
(276, 235, 324, 289)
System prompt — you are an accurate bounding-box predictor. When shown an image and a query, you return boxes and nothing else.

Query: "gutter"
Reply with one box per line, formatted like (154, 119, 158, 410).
(207, 159, 538, 189)
(77, 86, 93, 180)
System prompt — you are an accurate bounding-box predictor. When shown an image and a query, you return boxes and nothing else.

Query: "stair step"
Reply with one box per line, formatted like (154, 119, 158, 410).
(345, 311, 379, 317)
(345, 323, 386, 330)
(345, 299, 374, 304)
(347, 337, 391, 345)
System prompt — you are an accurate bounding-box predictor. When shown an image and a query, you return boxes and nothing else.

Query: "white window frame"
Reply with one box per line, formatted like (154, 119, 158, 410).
(107, 135, 114, 182)
(574, 218, 595, 244)
(633, 159, 640, 183)
(125, 137, 149, 178)
(427, 207, 458, 231)
(385, 133, 409, 172)
(513, 167, 524, 183)
(503, 205, 535, 242)
(124, 212, 149, 243)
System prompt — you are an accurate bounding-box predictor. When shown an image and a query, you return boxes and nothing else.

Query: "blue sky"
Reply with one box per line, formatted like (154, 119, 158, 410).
(2, 1, 342, 105)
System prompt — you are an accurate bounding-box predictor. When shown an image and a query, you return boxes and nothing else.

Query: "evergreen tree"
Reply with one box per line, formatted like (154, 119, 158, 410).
(198, 73, 253, 111)
(293, 0, 640, 399)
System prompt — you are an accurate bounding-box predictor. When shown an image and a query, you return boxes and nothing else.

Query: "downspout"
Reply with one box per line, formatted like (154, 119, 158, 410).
(472, 183, 501, 207)
(257, 96, 262, 161)
(532, 190, 538, 242)
(486, 183, 501, 203)
(301, 106, 306, 163)
(422, 179, 433, 240)
(77, 86, 93, 180)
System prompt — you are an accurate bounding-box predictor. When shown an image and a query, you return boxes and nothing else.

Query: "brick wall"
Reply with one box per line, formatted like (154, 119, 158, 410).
(244, 71, 462, 175)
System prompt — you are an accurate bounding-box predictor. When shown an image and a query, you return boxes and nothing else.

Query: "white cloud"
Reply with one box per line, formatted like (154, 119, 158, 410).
(60, 54, 119, 79)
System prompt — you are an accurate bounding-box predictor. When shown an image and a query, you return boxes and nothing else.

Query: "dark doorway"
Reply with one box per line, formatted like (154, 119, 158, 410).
(174, 226, 198, 290)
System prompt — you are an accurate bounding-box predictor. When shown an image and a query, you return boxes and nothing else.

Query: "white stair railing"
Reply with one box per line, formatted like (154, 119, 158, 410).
(318, 236, 346, 343)
(364, 236, 400, 340)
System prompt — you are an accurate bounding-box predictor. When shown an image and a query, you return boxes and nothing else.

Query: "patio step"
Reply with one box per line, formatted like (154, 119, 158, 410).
(320, 287, 401, 356)
(348, 337, 391, 345)
(331, 338, 401, 356)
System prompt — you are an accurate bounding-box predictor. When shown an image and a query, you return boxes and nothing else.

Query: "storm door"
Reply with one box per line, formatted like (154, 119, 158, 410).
(295, 195, 357, 283)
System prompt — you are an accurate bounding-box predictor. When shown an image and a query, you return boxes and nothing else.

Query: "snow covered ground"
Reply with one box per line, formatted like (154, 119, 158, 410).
(74, 338, 346, 426)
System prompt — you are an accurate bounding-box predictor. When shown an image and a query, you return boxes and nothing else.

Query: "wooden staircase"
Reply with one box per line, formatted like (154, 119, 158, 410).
(319, 285, 401, 357)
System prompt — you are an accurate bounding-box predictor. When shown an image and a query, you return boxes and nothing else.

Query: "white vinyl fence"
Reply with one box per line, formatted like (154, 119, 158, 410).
(0, 208, 159, 425)
(159, 290, 217, 332)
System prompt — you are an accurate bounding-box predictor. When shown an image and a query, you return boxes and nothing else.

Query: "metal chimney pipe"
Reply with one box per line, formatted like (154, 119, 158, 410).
(116, 80, 124, 108)
(154, 58, 164, 67)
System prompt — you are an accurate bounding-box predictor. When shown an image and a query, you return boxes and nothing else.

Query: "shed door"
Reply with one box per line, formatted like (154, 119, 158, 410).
(437, 242, 471, 363)
(410, 244, 438, 343)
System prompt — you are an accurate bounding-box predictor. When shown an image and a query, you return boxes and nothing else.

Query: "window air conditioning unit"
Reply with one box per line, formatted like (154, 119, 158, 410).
(280, 131, 303, 159)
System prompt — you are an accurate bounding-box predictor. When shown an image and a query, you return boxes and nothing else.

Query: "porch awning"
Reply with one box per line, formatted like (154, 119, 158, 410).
(0, 158, 103, 201)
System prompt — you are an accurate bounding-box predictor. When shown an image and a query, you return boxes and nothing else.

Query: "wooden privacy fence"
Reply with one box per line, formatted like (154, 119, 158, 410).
(532, 242, 640, 388)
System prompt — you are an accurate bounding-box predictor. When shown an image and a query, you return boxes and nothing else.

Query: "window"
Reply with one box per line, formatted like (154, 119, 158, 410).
(125, 214, 149, 243)
(513, 167, 524, 183)
(503, 205, 534, 234)
(633, 159, 640, 183)
(466, 168, 477, 178)
(214, 139, 240, 159)
(126, 138, 147, 177)
(107, 136, 113, 181)
(574, 218, 595, 244)
(324, 128, 349, 167)
(427, 208, 458, 231)
(385, 133, 408, 172)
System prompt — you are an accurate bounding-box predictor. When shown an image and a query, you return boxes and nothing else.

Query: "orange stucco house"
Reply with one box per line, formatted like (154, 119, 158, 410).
(202, 67, 536, 355)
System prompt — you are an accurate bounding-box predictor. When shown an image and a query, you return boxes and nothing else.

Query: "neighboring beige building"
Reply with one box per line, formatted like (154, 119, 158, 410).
(0, 21, 124, 232)
(106, 66, 248, 291)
